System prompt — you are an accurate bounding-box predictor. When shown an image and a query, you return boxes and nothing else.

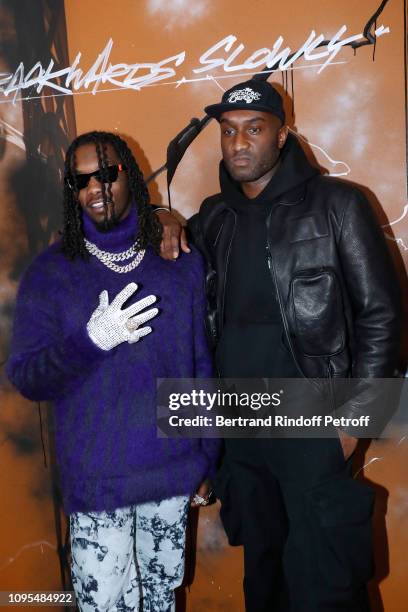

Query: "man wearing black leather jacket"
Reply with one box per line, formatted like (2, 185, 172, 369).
(155, 79, 401, 612)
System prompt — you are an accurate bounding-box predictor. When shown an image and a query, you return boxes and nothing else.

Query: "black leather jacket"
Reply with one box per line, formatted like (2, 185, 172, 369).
(187, 135, 401, 386)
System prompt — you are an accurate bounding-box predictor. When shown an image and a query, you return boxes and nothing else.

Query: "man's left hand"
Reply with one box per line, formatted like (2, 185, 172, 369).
(337, 429, 358, 460)
(191, 479, 212, 507)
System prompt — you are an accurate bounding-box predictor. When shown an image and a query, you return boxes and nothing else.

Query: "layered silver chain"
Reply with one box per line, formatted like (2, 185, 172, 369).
(84, 238, 145, 274)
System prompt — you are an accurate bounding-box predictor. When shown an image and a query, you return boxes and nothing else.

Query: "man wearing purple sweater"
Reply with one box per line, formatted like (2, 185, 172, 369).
(7, 131, 219, 612)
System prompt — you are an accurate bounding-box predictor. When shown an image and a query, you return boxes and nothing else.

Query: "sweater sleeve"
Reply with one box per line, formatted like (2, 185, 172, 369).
(6, 258, 108, 402)
(191, 250, 221, 479)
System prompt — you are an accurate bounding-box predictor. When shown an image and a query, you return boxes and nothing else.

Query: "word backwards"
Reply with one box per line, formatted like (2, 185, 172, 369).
(0, 25, 390, 102)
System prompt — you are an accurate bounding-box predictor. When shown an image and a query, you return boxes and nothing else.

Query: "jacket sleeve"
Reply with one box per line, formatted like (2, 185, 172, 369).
(337, 188, 401, 378)
(6, 262, 107, 402)
(192, 250, 213, 378)
(334, 189, 402, 434)
(191, 250, 221, 478)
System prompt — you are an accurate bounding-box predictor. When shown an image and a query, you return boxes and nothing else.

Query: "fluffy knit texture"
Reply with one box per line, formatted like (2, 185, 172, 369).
(7, 206, 219, 514)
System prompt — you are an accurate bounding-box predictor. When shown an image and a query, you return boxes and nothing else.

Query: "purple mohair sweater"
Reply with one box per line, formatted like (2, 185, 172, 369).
(7, 206, 220, 514)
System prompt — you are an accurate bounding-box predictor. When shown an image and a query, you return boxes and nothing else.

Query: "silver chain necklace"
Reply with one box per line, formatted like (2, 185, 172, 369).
(84, 238, 145, 274)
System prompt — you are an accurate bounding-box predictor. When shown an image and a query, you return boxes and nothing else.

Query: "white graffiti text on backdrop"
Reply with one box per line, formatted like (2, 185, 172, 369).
(0, 25, 390, 102)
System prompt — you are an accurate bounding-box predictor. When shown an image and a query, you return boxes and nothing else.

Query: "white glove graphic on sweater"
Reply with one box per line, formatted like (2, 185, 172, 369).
(87, 282, 158, 351)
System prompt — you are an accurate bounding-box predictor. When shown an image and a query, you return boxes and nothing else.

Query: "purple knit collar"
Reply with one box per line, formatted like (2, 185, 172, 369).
(82, 203, 139, 253)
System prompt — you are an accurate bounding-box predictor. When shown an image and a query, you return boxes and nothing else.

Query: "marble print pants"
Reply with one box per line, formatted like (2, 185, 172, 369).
(70, 495, 190, 612)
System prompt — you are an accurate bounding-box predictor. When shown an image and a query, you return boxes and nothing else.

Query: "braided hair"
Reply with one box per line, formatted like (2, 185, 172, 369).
(62, 131, 162, 259)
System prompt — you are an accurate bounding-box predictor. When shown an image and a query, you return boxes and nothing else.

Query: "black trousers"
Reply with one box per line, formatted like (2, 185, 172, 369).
(218, 437, 374, 612)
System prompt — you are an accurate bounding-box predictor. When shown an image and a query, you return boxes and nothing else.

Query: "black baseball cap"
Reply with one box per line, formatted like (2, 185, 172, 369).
(205, 79, 285, 124)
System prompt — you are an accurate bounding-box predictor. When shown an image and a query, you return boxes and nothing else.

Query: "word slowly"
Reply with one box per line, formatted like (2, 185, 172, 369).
(0, 24, 390, 101)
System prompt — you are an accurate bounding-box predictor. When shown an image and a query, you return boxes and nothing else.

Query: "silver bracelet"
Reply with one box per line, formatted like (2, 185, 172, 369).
(154, 207, 170, 214)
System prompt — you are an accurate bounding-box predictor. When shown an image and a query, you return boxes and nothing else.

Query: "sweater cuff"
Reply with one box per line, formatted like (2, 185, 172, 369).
(202, 438, 221, 482)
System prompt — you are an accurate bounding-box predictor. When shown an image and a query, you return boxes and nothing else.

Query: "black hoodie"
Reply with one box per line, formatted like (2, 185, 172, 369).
(215, 134, 319, 378)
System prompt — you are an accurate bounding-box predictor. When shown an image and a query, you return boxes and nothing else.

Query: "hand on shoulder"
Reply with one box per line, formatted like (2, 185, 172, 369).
(155, 208, 191, 261)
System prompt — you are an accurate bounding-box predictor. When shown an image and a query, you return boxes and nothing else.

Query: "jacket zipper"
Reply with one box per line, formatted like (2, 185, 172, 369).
(265, 211, 306, 379)
(220, 210, 237, 335)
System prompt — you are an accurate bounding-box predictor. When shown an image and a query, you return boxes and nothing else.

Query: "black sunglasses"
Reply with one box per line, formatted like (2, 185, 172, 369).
(65, 163, 127, 191)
